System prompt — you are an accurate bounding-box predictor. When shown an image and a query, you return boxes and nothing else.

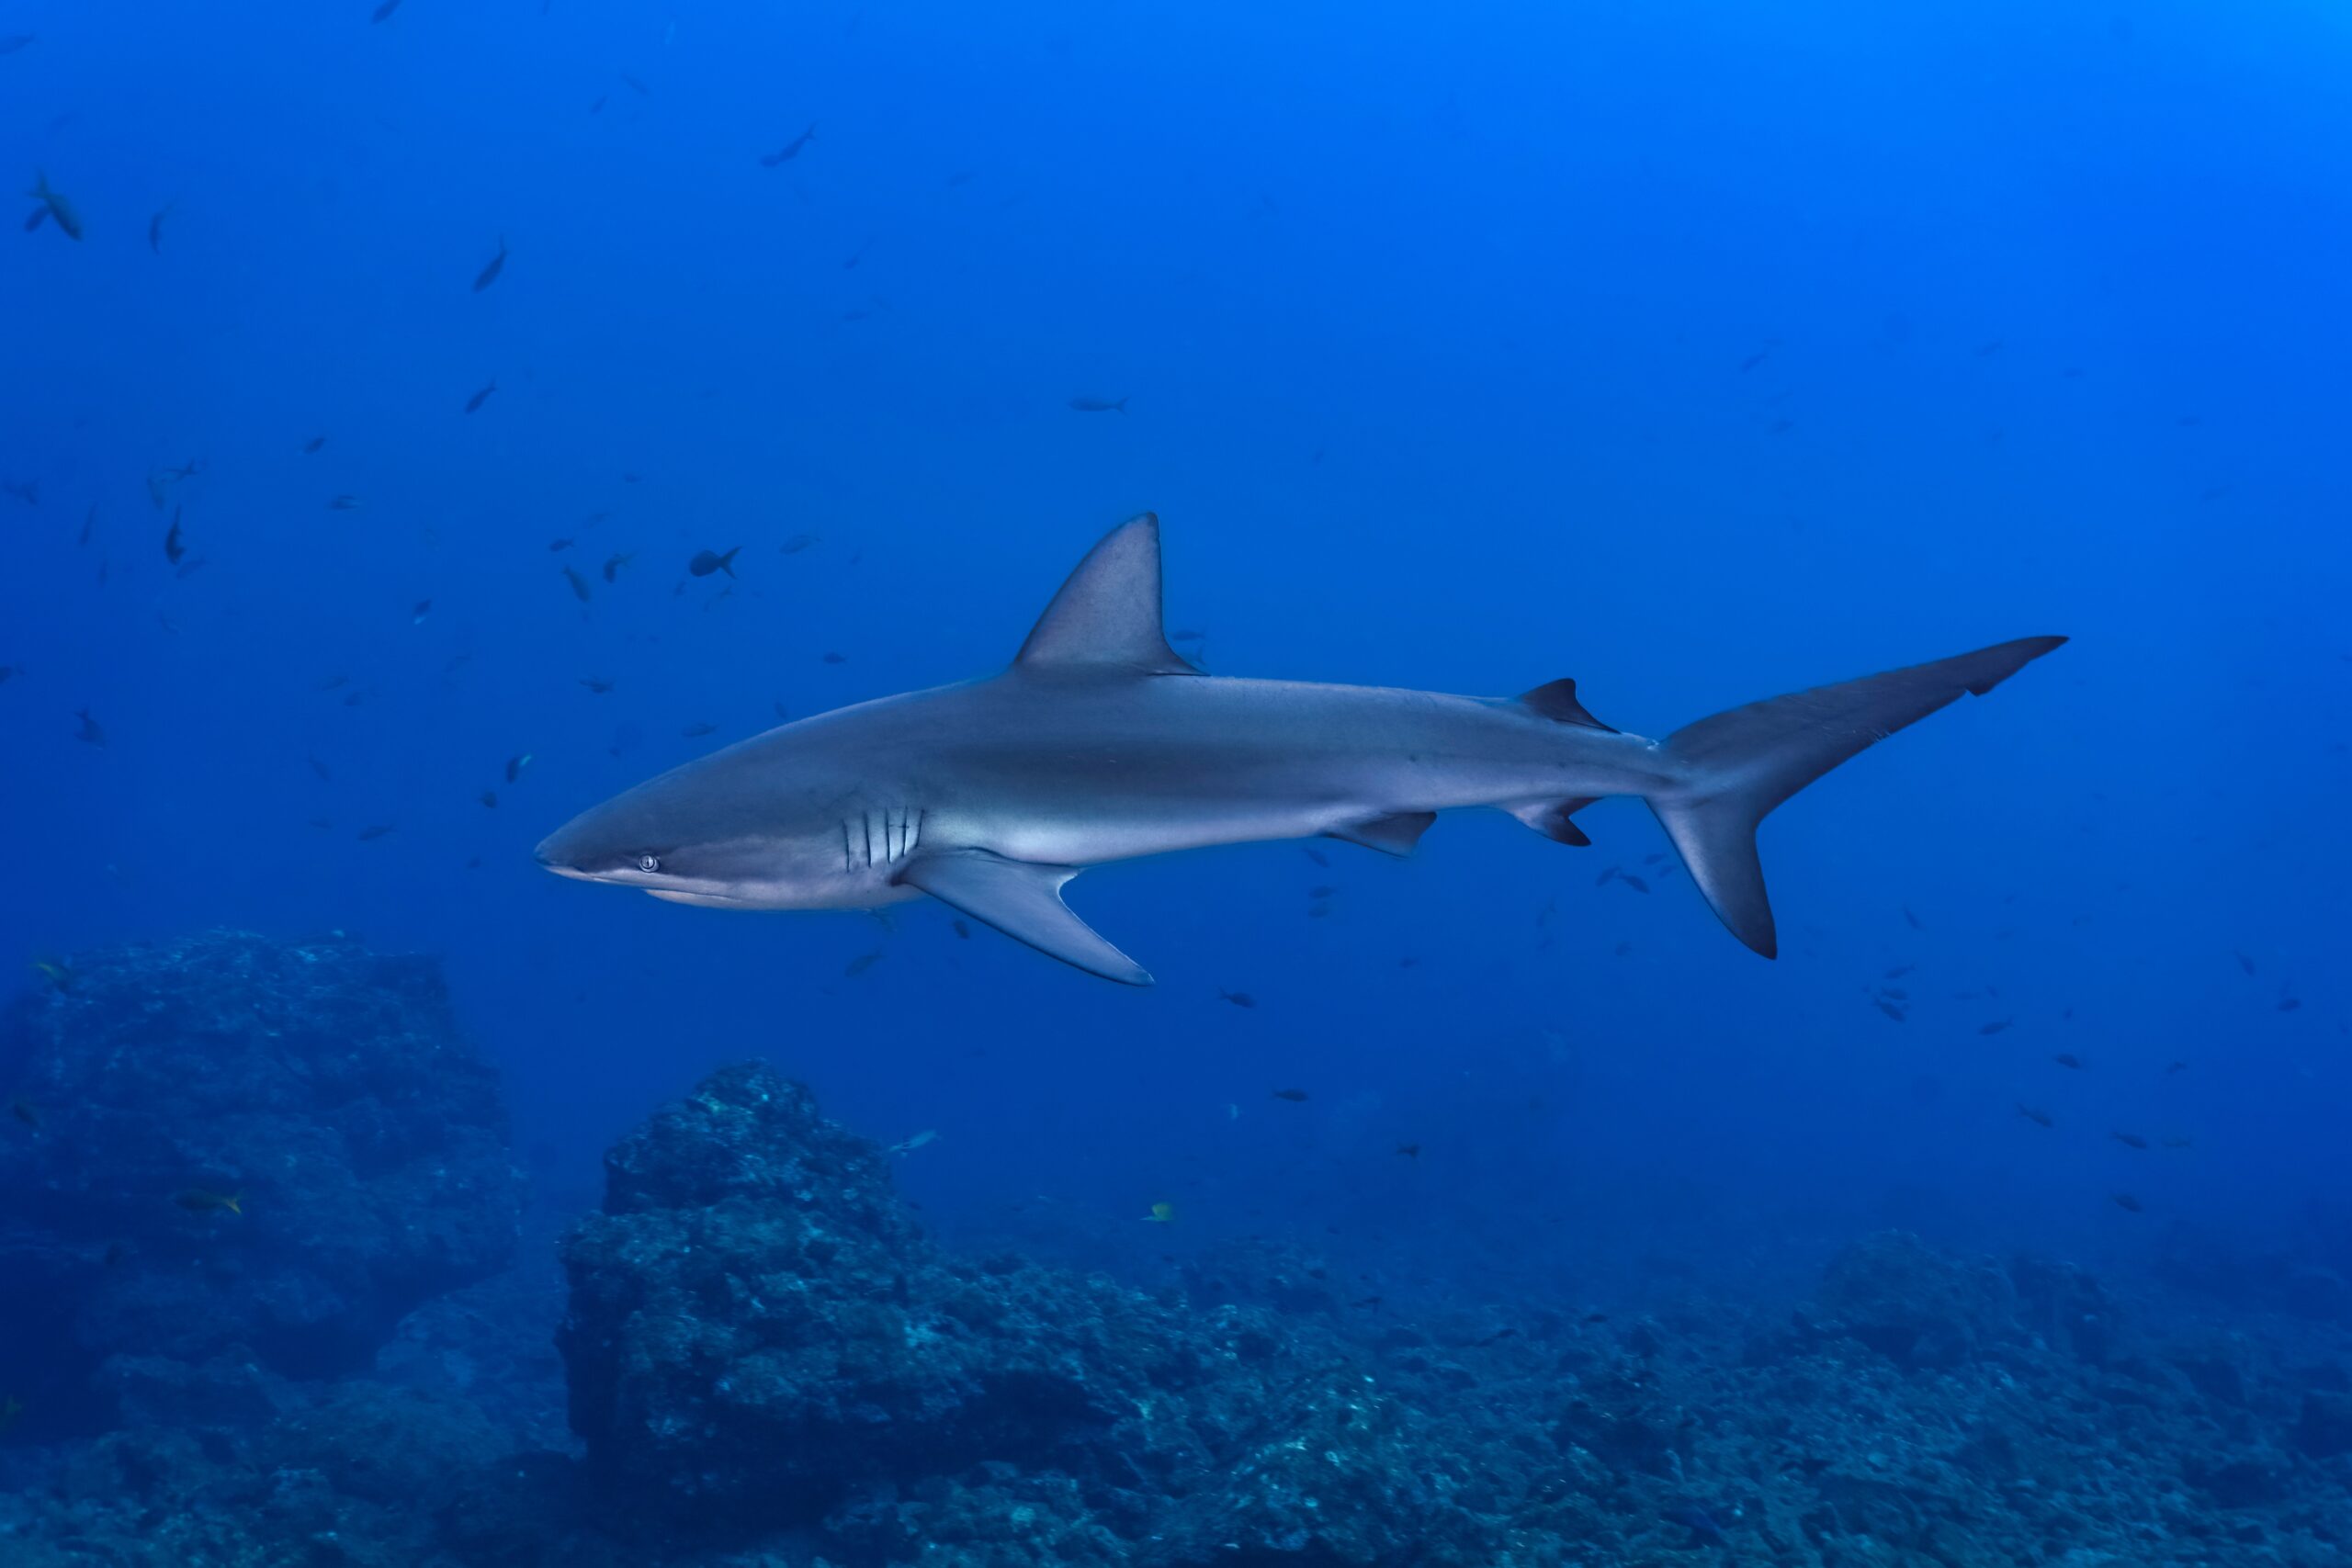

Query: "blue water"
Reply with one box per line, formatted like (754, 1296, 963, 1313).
(6, 0, 2348, 1338)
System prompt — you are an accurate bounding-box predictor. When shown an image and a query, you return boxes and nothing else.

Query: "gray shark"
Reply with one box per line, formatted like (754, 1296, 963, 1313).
(537, 514, 2063, 984)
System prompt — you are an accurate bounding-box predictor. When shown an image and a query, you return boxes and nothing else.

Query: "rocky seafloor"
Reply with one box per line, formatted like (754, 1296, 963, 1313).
(2, 932, 2348, 1567)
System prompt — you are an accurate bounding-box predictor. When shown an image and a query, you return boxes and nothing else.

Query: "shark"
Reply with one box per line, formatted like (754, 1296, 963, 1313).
(536, 514, 2064, 984)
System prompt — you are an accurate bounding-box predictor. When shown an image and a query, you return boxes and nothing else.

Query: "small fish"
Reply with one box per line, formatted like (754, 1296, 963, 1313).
(1667, 1506, 1726, 1545)
(2111, 1131, 2149, 1150)
(601, 552, 631, 582)
(1884, 964, 1915, 978)
(327, 494, 364, 512)
(1351, 1294, 1385, 1310)
(1596, 865, 1618, 887)
(0, 34, 35, 54)
(1, 479, 38, 506)
(562, 565, 592, 602)
(479, 790, 498, 808)
(821, 651, 847, 665)
(580, 677, 615, 694)
(1395, 1142, 1420, 1158)
(778, 533, 820, 554)
(888, 1129, 939, 1156)
(30, 959, 74, 990)
(548, 537, 574, 552)
(0, 664, 16, 683)
(1878, 987, 1908, 1001)
(2165, 1059, 2188, 1074)
(1142, 1201, 1176, 1224)
(1301, 847, 1329, 867)
(2161, 1135, 2192, 1149)
(1619, 874, 1650, 894)
(842, 951, 882, 977)
(164, 507, 187, 565)
(504, 753, 532, 783)
(371, 0, 402, 20)
(1217, 989, 1256, 1009)
(689, 547, 741, 578)
(464, 378, 498, 413)
(147, 203, 170, 254)
(174, 1189, 243, 1215)
(1978, 1019, 2012, 1036)
(951, 919, 971, 940)
(2052, 1053, 2085, 1070)
(681, 721, 718, 738)
(411, 599, 433, 624)
(1902, 905, 1923, 930)
(316, 672, 349, 692)
(1874, 999, 1906, 1022)
(356, 823, 395, 840)
(619, 73, 651, 96)
(1474, 1327, 1519, 1348)
(302, 434, 328, 454)
(1736, 346, 1774, 373)
(2015, 1103, 2052, 1128)
(1069, 395, 1128, 413)
(74, 708, 107, 746)
(2233, 950, 2256, 976)
(2278, 994, 2301, 1013)
(23, 205, 45, 232)
(9, 1097, 40, 1129)
(27, 171, 82, 241)
(472, 236, 508, 292)
(2109, 1192, 2143, 1213)
(1270, 1089, 1309, 1102)
(306, 753, 332, 782)
(759, 123, 818, 166)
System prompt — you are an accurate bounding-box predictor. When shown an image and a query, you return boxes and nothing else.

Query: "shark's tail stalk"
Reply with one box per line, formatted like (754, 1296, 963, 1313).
(1648, 636, 2066, 957)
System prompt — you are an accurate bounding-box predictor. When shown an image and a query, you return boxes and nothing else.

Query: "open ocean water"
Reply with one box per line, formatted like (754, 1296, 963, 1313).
(2, 4, 2348, 1564)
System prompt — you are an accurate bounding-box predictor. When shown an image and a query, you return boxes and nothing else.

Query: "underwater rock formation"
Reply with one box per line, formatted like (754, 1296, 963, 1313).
(559, 1060, 1514, 1562)
(0, 930, 525, 1416)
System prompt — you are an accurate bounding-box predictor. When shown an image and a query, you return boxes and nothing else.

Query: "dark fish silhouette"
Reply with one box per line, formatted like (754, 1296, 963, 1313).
(760, 123, 818, 166)
(1270, 1089, 1308, 1102)
(356, 823, 395, 840)
(1395, 1142, 1419, 1157)
(74, 708, 106, 746)
(1069, 395, 1128, 413)
(371, 0, 402, 20)
(1978, 1019, 2012, 1036)
(2052, 1053, 2085, 1069)
(1874, 999, 1907, 1022)
(1217, 989, 1257, 1009)
(163, 507, 186, 565)
(464, 378, 497, 413)
(27, 172, 81, 240)
(2110, 1192, 2143, 1213)
(580, 677, 615, 694)
(472, 236, 507, 291)
(689, 547, 740, 578)
(843, 951, 882, 977)
(681, 721, 718, 738)
(23, 205, 45, 232)
(302, 434, 327, 454)
(561, 565, 591, 602)
(147, 204, 170, 254)
(2111, 1132, 2148, 1150)
(2016, 1103, 2052, 1128)
(602, 552, 631, 582)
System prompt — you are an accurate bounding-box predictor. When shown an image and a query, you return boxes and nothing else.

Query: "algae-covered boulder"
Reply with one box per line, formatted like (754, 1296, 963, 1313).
(1812, 1231, 2022, 1370)
(558, 1061, 1520, 1563)
(0, 930, 525, 1411)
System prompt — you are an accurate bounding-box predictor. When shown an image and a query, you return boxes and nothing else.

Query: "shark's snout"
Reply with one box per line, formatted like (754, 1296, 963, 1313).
(533, 829, 592, 879)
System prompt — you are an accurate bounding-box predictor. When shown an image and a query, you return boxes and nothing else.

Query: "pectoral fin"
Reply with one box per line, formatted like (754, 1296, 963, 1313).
(896, 849, 1152, 986)
(1325, 810, 1437, 857)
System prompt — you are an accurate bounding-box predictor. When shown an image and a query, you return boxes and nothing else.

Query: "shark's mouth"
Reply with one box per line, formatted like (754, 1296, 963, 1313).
(645, 888, 747, 908)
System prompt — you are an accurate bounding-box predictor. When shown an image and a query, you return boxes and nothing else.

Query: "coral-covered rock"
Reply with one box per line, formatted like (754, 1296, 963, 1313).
(1811, 1232, 2021, 1369)
(0, 930, 525, 1410)
(559, 1062, 1522, 1562)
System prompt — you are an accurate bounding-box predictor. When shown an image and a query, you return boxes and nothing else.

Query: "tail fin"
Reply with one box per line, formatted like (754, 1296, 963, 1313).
(1648, 636, 2065, 957)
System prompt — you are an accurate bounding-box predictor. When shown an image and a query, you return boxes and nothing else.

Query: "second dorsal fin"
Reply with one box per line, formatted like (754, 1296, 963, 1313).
(1015, 513, 1197, 676)
(1517, 677, 1616, 731)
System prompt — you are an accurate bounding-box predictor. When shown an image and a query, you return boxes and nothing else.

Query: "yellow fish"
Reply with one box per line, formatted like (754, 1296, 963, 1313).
(29, 958, 73, 990)
(1143, 1201, 1175, 1224)
(174, 1189, 243, 1216)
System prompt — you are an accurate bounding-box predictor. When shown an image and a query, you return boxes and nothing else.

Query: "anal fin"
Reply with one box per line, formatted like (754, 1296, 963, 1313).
(1502, 797, 1595, 847)
(896, 849, 1152, 986)
(1325, 809, 1437, 857)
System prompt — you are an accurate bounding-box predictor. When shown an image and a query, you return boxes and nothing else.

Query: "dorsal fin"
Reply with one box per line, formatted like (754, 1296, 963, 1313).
(1015, 513, 1197, 675)
(1517, 678, 1616, 731)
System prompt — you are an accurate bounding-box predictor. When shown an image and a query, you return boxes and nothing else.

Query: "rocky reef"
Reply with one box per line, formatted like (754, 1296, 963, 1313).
(0, 930, 526, 1423)
(1, 1010, 2348, 1566)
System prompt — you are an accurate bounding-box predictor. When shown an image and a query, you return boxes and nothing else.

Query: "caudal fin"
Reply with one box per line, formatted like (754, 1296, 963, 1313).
(1648, 636, 2065, 957)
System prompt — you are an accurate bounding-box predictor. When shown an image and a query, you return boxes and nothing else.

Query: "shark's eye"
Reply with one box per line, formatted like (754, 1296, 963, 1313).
(637, 854, 661, 873)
